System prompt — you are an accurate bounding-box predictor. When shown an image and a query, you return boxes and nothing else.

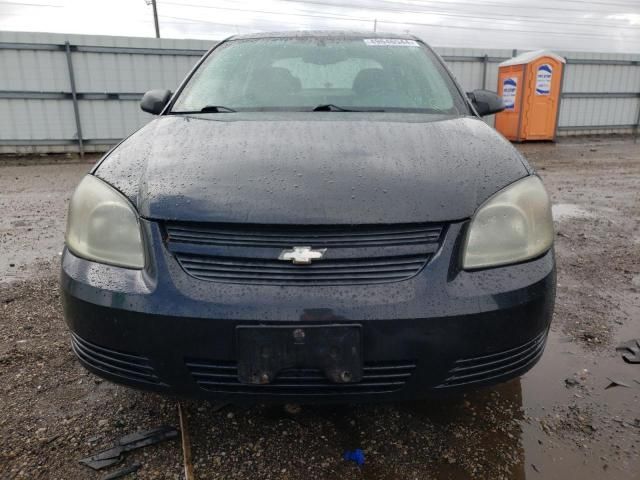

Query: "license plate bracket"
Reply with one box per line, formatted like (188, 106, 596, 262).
(236, 325, 362, 385)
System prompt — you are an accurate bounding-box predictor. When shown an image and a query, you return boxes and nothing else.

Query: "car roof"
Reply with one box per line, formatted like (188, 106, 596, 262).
(228, 30, 421, 41)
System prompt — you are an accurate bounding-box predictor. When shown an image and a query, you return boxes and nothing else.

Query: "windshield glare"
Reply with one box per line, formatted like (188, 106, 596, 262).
(171, 37, 467, 114)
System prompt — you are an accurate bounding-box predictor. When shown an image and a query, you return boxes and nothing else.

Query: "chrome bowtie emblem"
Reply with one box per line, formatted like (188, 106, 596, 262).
(278, 246, 327, 265)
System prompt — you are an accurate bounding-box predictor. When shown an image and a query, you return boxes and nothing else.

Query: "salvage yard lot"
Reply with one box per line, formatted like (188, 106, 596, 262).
(1, 138, 639, 479)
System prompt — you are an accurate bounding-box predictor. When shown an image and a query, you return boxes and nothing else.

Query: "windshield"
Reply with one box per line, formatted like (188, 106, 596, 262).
(171, 37, 468, 114)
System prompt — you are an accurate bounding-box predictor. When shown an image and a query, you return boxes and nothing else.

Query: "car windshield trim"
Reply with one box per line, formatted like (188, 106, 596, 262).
(167, 106, 459, 115)
(171, 105, 237, 114)
(311, 104, 384, 112)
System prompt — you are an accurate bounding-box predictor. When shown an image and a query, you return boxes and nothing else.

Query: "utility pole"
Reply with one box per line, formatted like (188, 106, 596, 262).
(147, 0, 161, 38)
(152, 0, 160, 38)
(373, 18, 377, 32)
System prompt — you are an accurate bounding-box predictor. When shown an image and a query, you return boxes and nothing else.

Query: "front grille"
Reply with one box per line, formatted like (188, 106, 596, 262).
(166, 223, 443, 248)
(186, 359, 416, 395)
(71, 333, 161, 385)
(165, 222, 444, 285)
(437, 331, 547, 388)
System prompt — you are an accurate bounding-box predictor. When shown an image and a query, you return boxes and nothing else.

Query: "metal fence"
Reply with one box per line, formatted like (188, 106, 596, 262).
(1, 31, 639, 154)
(0, 31, 211, 154)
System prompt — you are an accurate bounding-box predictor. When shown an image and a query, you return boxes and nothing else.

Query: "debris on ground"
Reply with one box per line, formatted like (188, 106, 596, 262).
(564, 377, 580, 387)
(564, 369, 590, 388)
(178, 403, 195, 480)
(79, 426, 178, 470)
(343, 449, 365, 466)
(616, 339, 640, 364)
(100, 462, 141, 480)
(284, 403, 302, 415)
(604, 378, 632, 389)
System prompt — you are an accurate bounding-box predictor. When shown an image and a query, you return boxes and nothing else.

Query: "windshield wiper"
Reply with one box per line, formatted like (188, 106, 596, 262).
(312, 104, 352, 112)
(199, 105, 236, 113)
(311, 104, 384, 112)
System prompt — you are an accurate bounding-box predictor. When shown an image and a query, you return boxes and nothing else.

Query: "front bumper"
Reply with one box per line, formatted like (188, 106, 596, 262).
(61, 220, 556, 403)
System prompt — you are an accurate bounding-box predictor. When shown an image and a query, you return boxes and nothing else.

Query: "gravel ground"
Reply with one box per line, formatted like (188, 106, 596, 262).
(1, 138, 639, 479)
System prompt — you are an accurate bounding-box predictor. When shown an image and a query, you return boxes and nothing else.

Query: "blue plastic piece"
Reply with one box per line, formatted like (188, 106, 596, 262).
(343, 449, 365, 466)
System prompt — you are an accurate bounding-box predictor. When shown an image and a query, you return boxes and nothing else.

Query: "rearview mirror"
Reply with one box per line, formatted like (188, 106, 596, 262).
(468, 89, 504, 117)
(140, 89, 172, 115)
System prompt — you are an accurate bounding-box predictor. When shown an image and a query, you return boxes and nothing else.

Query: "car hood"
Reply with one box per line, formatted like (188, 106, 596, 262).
(95, 113, 530, 224)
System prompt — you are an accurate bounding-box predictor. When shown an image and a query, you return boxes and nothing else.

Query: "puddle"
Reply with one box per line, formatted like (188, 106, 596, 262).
(552, 203, 596, 220)
(518, 327, 640, 479)
(185, 325, 640, 479)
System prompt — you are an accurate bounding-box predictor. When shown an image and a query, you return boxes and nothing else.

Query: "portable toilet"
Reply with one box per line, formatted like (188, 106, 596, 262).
(495, 50, 566, 142)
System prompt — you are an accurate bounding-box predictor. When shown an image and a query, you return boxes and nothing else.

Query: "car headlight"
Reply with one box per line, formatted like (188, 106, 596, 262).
(65, 175, 144, 269)
(463, 175, 553, 270)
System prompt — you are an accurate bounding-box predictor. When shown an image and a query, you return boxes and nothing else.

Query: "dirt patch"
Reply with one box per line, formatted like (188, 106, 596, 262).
(523, 140, 640, 350)
(0, 162, 93, 284)
(0, 272, 184, 479)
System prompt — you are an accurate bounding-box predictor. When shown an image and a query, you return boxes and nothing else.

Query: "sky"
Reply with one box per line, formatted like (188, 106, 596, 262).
(1, 0, 640, 53)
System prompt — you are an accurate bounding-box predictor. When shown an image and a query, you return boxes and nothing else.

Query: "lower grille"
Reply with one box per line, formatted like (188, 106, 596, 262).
(186, 359, 416, 395)
(71, 333, 161, 385)
(437, 331, 547, 388)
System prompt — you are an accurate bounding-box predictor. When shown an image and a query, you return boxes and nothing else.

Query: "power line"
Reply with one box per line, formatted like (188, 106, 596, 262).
(163, 1, 640, 33)
(366, 0, 640, 14)
(159, 1, 640, 40)
(464, 0, 640, 8)
(160, 14, 307, 32)
(529, 0, 639, 6)
(277, 0, 640, 30)
(160, 15, 249, 29)
(0, 0, 61, 6)
(161, 16, 640, 45)
(2, 0, 638, 48)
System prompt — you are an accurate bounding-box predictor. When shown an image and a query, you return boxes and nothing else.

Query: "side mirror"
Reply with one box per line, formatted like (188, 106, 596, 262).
(468, 89, 504, 117)
(140, 89, 172, 115)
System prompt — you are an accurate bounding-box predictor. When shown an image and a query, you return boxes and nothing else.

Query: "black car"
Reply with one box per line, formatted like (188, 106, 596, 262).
(61, 31, 555, 402)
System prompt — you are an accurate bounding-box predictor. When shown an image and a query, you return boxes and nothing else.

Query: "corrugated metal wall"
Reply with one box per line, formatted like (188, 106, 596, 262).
(0, 31, 212, 153)
(555, 50, 640, 135)
(436, 47, 514, 127)
(1, 31, 639, 153)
